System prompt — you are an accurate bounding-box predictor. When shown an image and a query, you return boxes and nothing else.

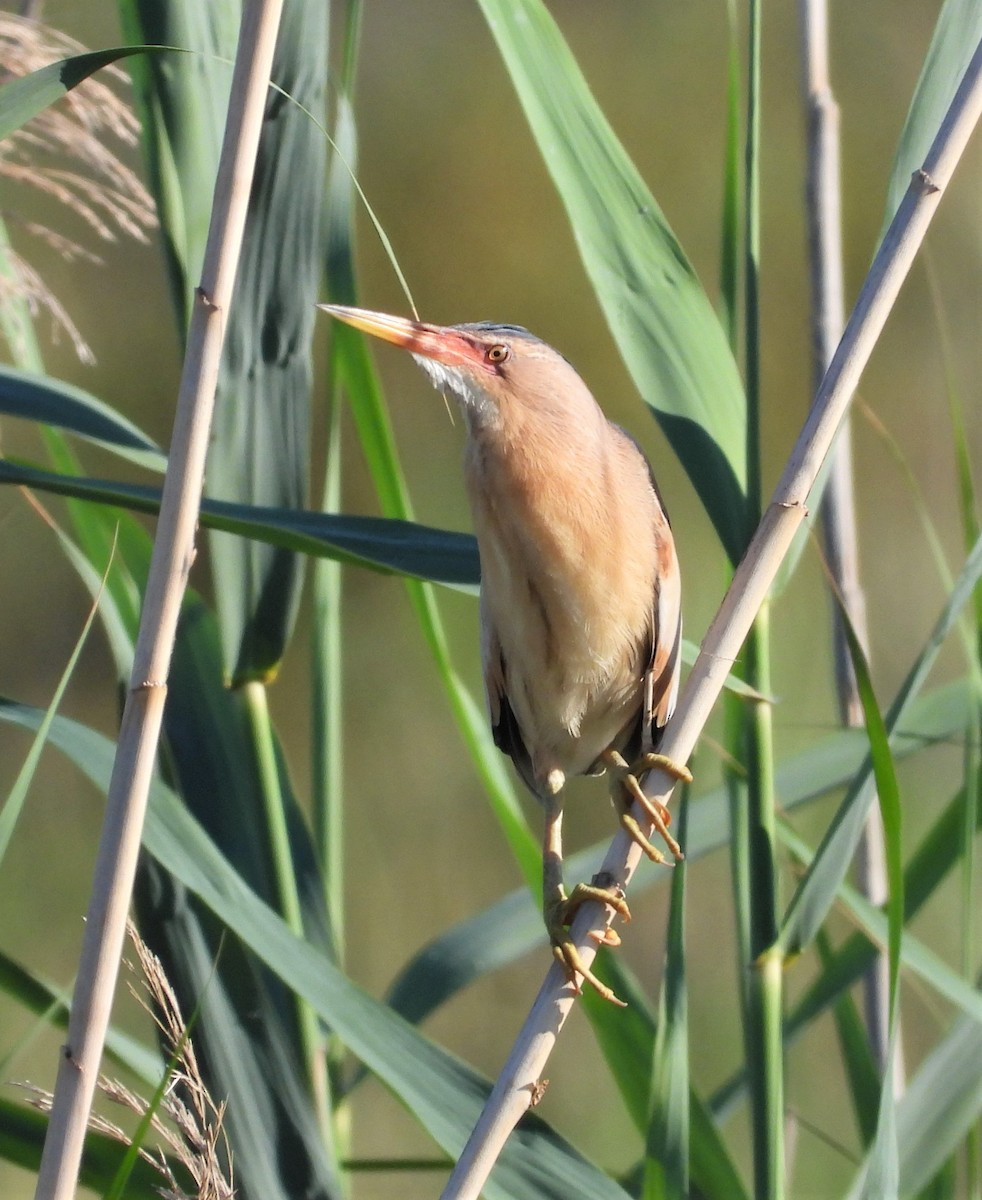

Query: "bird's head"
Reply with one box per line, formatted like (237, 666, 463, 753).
(319, 304, 591, 433)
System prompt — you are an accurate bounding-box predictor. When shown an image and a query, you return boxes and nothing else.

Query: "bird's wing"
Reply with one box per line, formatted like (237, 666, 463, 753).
(643, 500, 683, 748)
(482, 606, 539, 796)
(480, 593, 505, 730)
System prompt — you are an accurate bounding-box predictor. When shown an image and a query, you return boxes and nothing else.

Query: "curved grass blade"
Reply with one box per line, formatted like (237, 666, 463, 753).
(39, 484, 342, 1196)
(126, 1, 328, 682)
(848, 1013, 982, 1200)
(0, 44, 163, 142)
(0, 426, 766, 689)
(0, 215, 45, 375)
(0, 457, 480, 588)
(815, 929, 880, 1148)
(714, 773, 982, 1120)
(218, 41, 339, 1111)
(0, 1098, 176, 1198)
(0, 534, 107, 865)
(719, 0, 742, 347)
(890, 1011, 982, 1197)
(778, 533, 982, 958)
(143, 793, 631, 1200)
(313, 69, 359, 961)
(643, 794, 691, 1200)
(477, 0, 749, 562)
(584, 957, 749, 1200)
(8, 299, 150, 664)
(0, 365, 165, 471)
(782, 823, 982, 1025)
(138, 597, 342, 1198)
(46, 505, 147, 678)
(207, 0, 328, 683)
(135, 860, 341, 1200)
(0, 949, 161, 1084)
(119, 3, 238, 325)
(0, 700, 633, 1200)
(834, 602, 904, 1200)
(383, 679, 972, 1028)
(881, 0, 982, 238)
(680, 639, 770, 701)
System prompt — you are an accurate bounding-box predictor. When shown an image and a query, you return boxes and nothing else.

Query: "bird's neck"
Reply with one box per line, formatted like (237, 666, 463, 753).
(463, 398, 621, 582)
(464, 388, 607, 495)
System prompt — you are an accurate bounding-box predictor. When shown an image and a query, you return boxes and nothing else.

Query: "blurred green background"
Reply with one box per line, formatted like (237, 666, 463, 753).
(0, 2, 978, 1196)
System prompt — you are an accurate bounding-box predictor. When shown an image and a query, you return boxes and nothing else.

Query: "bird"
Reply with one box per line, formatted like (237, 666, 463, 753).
(320, 304, 691, 1003)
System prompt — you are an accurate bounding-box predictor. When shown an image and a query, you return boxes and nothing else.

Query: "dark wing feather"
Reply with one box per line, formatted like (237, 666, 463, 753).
(642, 544, 682, 748)
(491, 685, 539, 797)
(483, 608, 539, 797)
(637, 449, 683, 756)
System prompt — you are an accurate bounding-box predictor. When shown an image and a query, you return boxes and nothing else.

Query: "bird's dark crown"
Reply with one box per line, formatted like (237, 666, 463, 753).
(456, 322, 542, 343)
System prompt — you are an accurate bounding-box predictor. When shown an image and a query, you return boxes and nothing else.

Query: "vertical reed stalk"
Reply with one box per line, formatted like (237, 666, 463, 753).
(313, 391, 345, 955)
(240, 680, 331, 1140)
(798, 0, 899, 1088)
(742, 2, 785, 1194)
(33, 5, 285, 1197)
(744, 607, 783, 1199)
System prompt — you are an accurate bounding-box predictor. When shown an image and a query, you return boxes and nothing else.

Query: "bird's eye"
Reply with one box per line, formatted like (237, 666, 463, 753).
(486, 344, 510, 364)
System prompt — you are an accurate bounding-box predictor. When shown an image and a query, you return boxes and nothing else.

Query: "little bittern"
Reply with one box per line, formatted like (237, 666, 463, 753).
(321, 304, 690, 1003)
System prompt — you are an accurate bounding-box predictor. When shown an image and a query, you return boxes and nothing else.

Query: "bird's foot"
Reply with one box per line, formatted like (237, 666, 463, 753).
(605, 749, 692, 864)
(545, 879, 630, 1006)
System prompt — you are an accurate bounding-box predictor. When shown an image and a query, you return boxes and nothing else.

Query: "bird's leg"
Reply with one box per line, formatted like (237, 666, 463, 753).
(542, 792, 629, 1006)
(603, 748, 692, 864)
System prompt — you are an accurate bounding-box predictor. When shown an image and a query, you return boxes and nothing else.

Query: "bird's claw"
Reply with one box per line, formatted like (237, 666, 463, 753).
(634, 751, 693, 787)
(606, 750, 691, 863)
(591, 926, 622, 948)
(545, 881, 630, 1006)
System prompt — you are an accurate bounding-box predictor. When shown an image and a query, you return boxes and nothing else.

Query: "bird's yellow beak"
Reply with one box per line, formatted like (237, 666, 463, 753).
(318, 304, 482, 371)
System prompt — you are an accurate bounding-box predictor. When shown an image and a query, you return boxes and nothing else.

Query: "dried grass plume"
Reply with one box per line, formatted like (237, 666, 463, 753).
(0, 12, 157, 363)
(26, 922, 233, 1200)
